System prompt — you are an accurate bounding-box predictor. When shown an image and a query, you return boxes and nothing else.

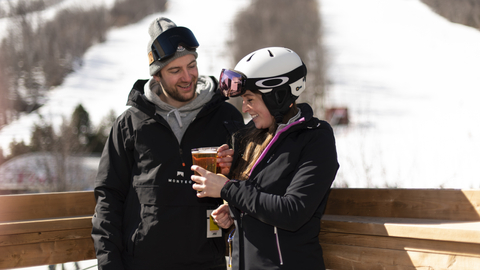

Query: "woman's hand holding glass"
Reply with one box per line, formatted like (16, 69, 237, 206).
(217, 144, 234, 175)
(191, 165, 228, 198)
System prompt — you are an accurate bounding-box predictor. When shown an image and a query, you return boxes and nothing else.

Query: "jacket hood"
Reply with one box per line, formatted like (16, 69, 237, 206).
(244, 103, 319, 131)
(126, 75, 227, 143)
(296, 103, 314, 123)
(126, 76, 226, 119)
(144, 76, 215, 114)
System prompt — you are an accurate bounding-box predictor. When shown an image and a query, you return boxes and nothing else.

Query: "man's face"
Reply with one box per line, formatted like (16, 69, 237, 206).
(154, 54, 198, 107)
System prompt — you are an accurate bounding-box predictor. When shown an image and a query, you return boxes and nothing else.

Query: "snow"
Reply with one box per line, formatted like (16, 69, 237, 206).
(0, 0, 249, 146)
(2, 0, 480, 268)
(321, 0, 480, 189)
(1, 0, 479, 188)
(1, 0, 480, 191)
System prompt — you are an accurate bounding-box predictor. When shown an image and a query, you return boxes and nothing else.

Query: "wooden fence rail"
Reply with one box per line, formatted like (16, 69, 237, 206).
(0, 191, 96, 269)
(320, 188, 480, 269)
(0, 189, 479, 269)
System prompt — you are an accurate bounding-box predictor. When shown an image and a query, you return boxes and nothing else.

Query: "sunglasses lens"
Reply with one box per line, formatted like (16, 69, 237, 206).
(219, 69, 245, 97)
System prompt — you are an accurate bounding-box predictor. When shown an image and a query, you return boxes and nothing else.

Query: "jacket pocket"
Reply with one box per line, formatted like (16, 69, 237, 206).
(127, 186, 160, 258)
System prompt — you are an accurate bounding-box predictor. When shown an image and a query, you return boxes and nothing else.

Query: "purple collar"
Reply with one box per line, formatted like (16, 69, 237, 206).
(249, 117, 305, 176)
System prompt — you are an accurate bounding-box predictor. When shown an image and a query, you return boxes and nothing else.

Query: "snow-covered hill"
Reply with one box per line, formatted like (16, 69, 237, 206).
(322, 0, 480, 188)
(1, 0, 480, 194)
(0, 0, 116, 40)
(0, 0, 249, 150)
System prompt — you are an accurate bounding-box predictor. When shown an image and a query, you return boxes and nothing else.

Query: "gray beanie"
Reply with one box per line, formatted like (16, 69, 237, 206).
(147, 17, 198, 76)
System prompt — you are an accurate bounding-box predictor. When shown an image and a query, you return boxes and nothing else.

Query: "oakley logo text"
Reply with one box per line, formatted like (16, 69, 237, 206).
(255, 77, 289, 88)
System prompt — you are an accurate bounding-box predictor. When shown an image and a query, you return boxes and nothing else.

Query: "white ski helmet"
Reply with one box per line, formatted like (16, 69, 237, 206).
(233, 47, 307, 122)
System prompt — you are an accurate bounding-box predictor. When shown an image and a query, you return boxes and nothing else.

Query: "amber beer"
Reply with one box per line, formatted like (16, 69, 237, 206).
(191, 147, 218, 175)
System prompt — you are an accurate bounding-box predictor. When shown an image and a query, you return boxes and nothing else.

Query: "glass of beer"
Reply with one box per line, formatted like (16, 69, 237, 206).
(191, 147, 218, 175)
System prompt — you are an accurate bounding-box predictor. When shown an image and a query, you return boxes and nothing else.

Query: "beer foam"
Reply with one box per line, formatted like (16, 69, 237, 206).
(192, 147, 218, 154)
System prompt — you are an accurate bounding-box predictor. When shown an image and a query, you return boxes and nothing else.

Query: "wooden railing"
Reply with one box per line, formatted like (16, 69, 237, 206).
(0, 191, 96, 269)
(0, 189, 479, 269)
(320, 189, 480, 269)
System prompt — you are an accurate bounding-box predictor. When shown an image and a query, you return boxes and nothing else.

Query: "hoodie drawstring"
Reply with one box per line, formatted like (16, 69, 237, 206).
(167, 108, 187, 128)
(274, 226, 284, 265)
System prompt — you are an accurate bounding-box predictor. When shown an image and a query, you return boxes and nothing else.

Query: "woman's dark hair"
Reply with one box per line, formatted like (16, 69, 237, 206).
(229, 90, 298, 180)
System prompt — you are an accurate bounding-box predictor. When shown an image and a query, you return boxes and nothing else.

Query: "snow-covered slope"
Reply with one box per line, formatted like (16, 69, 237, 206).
(1, 0, 480, 192)
(0, 0, 250, 151)
(322, 0, 480, 188)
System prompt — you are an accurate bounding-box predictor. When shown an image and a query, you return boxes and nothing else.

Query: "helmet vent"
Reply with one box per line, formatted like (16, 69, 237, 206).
(268, 50, 274, 57)
(247, 53, 255, 62)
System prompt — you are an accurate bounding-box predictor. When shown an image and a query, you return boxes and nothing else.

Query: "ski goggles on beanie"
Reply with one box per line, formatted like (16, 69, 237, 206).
(219, 63, 307, 98)
(150, 27, 199, 64)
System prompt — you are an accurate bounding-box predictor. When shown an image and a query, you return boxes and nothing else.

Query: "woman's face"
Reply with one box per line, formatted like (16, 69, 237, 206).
(241, 90, 275, 129)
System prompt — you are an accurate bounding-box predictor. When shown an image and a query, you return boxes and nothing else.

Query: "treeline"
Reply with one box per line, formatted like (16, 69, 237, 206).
(0, 104, 116, 192)
(421, 0, 480, 30)
(229, 0, 326, 117)
(1, 104, 116, 164)
(0, 0, 167, 128)
(0, 0, 63, 18)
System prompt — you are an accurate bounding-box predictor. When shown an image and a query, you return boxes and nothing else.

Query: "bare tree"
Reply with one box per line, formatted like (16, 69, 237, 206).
(0, 53, 10, 127)
(110, 0, 167, 26)
(0, 0, 168, 129)
(421, 0, 480, 30)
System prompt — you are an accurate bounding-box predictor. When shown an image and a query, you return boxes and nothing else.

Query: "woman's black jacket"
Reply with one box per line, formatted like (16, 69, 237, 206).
(222, 103, 339, 270)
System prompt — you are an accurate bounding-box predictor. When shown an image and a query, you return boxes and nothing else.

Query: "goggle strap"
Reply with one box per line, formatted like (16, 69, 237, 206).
(152, 39, 166, 62)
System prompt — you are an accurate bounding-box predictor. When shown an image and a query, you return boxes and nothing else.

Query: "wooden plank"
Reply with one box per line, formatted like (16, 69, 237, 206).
(321, 215, 480, 244)
(0, 191, 95, 222)
(319, 232, 480, 258)
(0, 238, 95, 269)
(321, 243, 480, 270)
(0, 228, 92, 247)
(0, 216, 92, 236)
(322, 243, 417, 270)
(325, 189, 480, 221)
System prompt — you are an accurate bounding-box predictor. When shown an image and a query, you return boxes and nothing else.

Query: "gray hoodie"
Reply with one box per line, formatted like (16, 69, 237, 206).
(144, 75, 216, 143)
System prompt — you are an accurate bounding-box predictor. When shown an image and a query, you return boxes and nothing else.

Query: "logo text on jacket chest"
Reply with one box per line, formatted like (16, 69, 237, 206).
(167, 171, 192, 185)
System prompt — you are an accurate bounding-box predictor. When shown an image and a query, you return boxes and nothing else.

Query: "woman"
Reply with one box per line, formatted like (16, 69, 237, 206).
(191, 47, 339, 270)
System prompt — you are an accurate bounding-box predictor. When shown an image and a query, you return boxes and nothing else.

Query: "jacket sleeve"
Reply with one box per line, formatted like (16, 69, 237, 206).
(222, 126, 339, 231)
(91, 115, 134, 270)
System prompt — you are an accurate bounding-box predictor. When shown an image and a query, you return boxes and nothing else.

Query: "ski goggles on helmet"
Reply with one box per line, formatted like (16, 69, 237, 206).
(219, 64, 307, 98)
(149, 27, 199, 64)
(219, 69, 248, 97)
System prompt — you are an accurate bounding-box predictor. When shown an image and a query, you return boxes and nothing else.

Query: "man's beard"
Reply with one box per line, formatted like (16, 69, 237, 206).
(163, 81, 197, 103)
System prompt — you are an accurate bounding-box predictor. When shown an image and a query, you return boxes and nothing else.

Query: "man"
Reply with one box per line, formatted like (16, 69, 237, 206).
(91, 17, 244, 270)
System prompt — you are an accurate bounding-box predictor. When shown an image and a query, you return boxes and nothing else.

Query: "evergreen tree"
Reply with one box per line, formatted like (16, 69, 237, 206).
(70, 104, 92, 148)
(8, 139, 30, 159)
(30, 116, 55, 152)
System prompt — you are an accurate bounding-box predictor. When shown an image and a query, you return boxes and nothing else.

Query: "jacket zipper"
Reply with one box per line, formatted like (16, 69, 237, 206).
(228, 228, 236, 268)
(274, 226, 284, 265)
(179, 148, 185, 167)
